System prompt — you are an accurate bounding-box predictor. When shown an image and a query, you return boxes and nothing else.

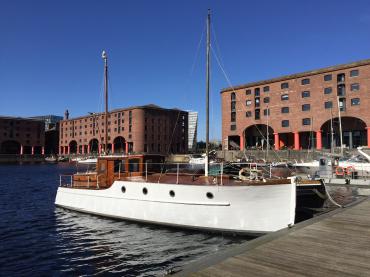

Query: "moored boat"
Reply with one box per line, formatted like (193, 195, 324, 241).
(56, 154, 324, 234)
(55, 10, 326, 235)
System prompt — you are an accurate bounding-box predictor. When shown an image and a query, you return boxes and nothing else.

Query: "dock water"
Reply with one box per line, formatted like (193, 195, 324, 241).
(176, 197, 370, 276)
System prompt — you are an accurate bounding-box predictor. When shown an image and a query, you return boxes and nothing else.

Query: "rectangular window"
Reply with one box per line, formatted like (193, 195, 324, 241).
(337, 73, 345, 83)
(324, 87, 332, 94)
(246, 89, 251, 95)
(246, 100, 252, 106)
(350, 69, 359, 77)
(263, 109, 270, 116)
(231, 93, 236, 100)
(301, 78, 310, 85)
(255, 109, 260, 120)
(302, 104, 310, 111)
(230, 124, 236, 131)
(255, 88, 260, 96)
(231, 112, 236, 122)
(231, 101, 236, 111)
(255, 97, 260, 107)
(324, 101, 333, 109)
(351, 98, 360, 106)
(281, 82, 289, 89)
(281, 107, 289, 113)
(350, 83, 360, 91)
(282, 120, 289, 127)
(324, 74, 332, 81)
(263, 86, 270, 92)
(281, 94, 289, 101)
(245, 111, 252, 117)
(302, 91, 310, 98)
(263, 97, 270, 103)
(302, 118, 311, 125)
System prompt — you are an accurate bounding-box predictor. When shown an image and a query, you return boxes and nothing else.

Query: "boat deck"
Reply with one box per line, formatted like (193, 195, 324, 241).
(175, 197, 370, 276)
(67, 172, 322, 189)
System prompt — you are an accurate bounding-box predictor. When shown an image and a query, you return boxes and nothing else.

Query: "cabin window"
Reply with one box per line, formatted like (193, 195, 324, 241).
(169, 190, 175, 197)
(129, 158, 140, 172)
(121, 186, 126, 193)
(143, 187, 148, 195)
(114, 160, 126, 173)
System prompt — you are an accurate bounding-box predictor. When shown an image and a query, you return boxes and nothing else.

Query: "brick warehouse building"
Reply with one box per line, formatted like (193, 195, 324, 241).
(59, 105, 188, 155)
(0, 116, 45, 154)
(222, 59, 370, 151)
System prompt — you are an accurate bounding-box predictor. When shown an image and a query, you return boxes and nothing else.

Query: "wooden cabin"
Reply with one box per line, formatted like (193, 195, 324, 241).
(72, 154, 165, 189)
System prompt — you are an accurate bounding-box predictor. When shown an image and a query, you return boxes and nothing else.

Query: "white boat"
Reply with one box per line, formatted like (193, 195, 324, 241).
(78, 157, 98, 165)
(56, 155, 298, 234)
(293, 147, 370, 176)
(188, 154, 206, 165)
(55, 11, 324, 235)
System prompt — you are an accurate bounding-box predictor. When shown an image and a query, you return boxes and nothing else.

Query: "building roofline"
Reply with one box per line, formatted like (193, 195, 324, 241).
(61, 104, 186, 122)
(220, 58, 370, 93)
(0, 115, 44, 123)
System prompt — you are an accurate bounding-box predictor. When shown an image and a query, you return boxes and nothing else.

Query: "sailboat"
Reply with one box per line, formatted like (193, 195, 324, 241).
(55, 10, 324, 234)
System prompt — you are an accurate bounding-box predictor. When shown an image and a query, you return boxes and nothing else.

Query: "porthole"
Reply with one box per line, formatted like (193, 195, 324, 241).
(121, 186, 126, 193)
(169, 190, 175, 197)
(143, 187, 148, 195)
(206, 192, 214, 199)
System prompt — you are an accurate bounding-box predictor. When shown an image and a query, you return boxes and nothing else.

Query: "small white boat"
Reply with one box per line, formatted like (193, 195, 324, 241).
(78, 158, 98, 165)
(294, 147, 370, 176)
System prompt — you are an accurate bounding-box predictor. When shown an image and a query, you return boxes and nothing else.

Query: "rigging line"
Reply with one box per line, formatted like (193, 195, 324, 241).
(159, 23, 208, 179)
(211, 46, 284, 163)
(157, 109, 182, 183)
(189, 24, 206, 77)
(211, 23, 225, 70)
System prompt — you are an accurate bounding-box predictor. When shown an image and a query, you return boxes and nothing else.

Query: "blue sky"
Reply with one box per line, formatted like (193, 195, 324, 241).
(1, 0, 370, 140)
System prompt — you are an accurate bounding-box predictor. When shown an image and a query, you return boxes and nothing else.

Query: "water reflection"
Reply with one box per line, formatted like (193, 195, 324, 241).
(54, 207, 245, 276)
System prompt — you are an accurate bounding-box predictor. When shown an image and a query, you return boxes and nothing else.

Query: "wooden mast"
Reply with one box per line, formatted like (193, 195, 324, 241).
(205, 9, 211, 176)
(102, 50, 108, 155)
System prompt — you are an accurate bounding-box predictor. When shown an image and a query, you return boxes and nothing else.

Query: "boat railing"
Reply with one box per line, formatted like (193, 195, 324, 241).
(118, 162, 285, 181)
(59, 174, 73, 187)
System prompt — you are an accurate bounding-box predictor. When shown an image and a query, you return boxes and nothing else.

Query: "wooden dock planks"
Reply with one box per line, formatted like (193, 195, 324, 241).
(180, 198, 370, 277)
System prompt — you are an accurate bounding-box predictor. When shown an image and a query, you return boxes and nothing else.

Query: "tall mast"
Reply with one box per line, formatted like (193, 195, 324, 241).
(205, 9, 211, 177)
(102, 50, 108, 155)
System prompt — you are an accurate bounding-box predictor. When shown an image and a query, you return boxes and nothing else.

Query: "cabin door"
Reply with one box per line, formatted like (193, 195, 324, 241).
(98, 159, 108, 187)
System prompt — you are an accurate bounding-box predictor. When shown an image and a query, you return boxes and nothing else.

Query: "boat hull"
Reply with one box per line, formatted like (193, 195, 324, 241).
(55, 181, 296, 234)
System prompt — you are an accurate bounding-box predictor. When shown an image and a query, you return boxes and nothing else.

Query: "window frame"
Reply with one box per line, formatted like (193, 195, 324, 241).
(350, 83, 360, 91)
(351, 98, 360, 106)
(324, 74, 332, 81)
(301, 78, 310, 85)
(281, 120, 289, 127)
(302, 118, 311, 126)
(281, 107, 289, 113)
(350, 69, 359, 77)
(302, 104, 311, 111)
(281, 94, 289, 101)
(281, 82, 289, 89)
(301, 91, 310, 98)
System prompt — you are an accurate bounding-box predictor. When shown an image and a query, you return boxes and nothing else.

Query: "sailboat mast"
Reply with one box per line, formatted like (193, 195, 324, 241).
(336, 96, 344, 156)
(102, 50, 108, 155)
(205, 9, 211, 177)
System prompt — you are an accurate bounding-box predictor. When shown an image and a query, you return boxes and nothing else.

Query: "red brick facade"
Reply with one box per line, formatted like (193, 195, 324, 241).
(0, 117, 45, 154)
(59, 105, 188, 155)
(222, 59, 370, 150)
